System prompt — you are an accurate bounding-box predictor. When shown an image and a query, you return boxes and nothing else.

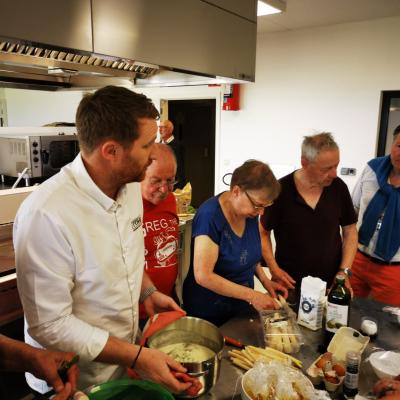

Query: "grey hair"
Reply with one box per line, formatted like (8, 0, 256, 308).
(301, 132, 339, 162)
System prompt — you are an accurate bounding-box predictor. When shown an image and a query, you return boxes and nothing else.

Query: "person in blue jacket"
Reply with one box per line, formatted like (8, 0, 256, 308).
(183, 160, 286, 326)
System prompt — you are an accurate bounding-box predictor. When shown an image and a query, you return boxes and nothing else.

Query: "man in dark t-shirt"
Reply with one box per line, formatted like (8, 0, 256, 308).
(260, 132, 358, 292)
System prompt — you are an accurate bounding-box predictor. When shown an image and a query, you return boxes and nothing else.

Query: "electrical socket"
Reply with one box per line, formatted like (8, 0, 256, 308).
(340, 167, 357, 176)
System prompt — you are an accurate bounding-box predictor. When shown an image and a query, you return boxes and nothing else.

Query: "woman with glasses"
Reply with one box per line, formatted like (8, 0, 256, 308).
(182, 160, 287, 326)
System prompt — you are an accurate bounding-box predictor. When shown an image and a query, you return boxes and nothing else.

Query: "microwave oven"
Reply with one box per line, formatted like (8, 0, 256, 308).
(0, 131, 79, 179)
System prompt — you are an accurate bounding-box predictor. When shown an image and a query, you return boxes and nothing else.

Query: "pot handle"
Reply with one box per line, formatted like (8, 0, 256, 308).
(186, 362, 213, 377)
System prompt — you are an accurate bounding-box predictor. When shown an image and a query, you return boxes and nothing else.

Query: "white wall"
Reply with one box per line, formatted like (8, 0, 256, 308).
(221, 15, 400, 192)
(3, 15, 400, 194)
(5, 89, 83, 126)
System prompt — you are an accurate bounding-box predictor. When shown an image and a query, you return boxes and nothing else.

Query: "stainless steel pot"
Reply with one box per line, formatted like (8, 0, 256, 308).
(146, 316, 224, 398)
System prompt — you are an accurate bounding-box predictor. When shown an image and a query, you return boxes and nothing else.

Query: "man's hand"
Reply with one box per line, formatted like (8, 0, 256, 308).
(270, 266, 296, 289)
(27, 348, 78, 395)
(53, 382, 73, 400)
(334, 271, 353, 297)
(373, 378, 400, 399)
(135, 347, 195, 394)
(142, 290, 184, 317)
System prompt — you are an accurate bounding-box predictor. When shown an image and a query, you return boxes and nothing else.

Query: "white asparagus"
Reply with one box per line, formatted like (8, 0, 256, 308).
(247, 345, 303, 368)
(279, 325, 293, 353)
(228, 350, 254, 367)
(228, 345, 303, 371)
(230, 357, 251, 370)
(269, 325, 284, 352)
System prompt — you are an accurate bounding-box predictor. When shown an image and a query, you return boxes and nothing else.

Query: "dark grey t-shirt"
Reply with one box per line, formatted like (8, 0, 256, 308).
(261, 172, 357, 287)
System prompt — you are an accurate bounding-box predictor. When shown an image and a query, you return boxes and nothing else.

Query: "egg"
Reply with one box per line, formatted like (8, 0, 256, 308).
(332, 363, 346, 376)
(316, 352, 333, 369)
(325, 371, 340, 385)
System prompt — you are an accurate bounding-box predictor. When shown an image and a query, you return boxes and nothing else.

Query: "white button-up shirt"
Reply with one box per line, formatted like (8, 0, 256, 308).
(14, 154, 145, 392)
(352, 163, 400, 262)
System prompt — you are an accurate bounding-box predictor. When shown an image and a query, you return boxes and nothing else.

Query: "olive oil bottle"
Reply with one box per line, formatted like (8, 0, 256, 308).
(325, 275, 351, 335)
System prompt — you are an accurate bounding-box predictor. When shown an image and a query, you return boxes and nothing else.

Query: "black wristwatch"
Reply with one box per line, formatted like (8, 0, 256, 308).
(339, 267, 353, 278)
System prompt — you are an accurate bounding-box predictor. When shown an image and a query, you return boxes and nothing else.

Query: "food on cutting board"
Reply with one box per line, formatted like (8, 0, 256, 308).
(228, 344, 303, 370)
(158, 342, 215, 363)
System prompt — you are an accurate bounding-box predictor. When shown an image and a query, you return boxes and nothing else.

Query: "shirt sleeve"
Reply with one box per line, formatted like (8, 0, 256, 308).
(351, 165, 368, 213)
(191, 200, 221, 245)
(338, 179, 358, 227)
(14, 209, 109, 363)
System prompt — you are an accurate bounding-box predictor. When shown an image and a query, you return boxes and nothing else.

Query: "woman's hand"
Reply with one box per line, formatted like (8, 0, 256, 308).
(262, 279, 288, 299)
(135, 347, 196, 394)
(249, 291, 280, 311)
(270, 266, 296, 289)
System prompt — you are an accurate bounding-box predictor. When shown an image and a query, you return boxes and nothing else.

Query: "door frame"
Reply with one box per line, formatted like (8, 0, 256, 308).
(377, 90, 400, 156)
(160, 86, 223, 196)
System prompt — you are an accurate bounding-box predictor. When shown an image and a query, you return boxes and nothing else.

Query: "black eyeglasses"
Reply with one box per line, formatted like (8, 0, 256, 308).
(244, 191, 272, 211)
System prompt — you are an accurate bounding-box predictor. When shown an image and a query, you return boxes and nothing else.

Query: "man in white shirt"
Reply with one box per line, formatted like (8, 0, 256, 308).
(14, 86, 194, 394)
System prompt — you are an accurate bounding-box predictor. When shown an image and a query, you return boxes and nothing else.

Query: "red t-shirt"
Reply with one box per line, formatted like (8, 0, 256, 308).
(140, 193, 179, 319)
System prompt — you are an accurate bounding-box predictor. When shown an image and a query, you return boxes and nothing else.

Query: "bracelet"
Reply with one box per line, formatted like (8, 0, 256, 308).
(130, 345, 143, 369)
(139, 285, 158, 303)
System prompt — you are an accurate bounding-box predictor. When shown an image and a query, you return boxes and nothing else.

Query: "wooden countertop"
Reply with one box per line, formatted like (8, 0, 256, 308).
(0, 224, 15, 275)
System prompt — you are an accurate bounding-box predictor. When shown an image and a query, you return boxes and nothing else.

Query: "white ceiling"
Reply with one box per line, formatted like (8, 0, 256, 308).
(257, 0, 400, 33)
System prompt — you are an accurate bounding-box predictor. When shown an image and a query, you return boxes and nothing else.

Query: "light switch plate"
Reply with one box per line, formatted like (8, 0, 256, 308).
(340, 167, 357, 176)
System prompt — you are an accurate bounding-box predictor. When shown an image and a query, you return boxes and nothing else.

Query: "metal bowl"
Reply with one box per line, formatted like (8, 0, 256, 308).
(147, 316, 224, 398)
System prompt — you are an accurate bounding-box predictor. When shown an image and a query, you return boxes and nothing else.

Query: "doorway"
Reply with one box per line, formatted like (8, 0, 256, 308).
(377, 90, 400, 156)
(163, 99, 216, 208)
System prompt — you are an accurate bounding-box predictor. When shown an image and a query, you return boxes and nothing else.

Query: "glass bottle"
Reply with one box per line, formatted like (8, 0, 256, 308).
(343, 351, 361, 398)
(326, 275, 351, 333)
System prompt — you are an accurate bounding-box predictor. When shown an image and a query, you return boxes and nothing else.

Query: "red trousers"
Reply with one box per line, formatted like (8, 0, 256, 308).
(350, 250, 400, 306)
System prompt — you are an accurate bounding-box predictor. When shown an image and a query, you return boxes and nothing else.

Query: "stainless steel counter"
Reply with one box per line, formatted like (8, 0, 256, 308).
(200, 298, 400, 399)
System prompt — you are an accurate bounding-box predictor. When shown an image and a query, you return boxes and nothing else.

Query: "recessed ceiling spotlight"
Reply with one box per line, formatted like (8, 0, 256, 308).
(257, 0, 286, 16)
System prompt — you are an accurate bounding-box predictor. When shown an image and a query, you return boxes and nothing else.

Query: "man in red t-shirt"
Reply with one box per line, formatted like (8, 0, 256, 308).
(140, 144, 179, 320)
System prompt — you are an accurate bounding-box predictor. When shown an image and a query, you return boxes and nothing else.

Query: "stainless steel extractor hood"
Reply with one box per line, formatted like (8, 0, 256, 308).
(0, 40, 160, 90)
(0, 0, 257, 90)
(0, 38, 249, 90)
